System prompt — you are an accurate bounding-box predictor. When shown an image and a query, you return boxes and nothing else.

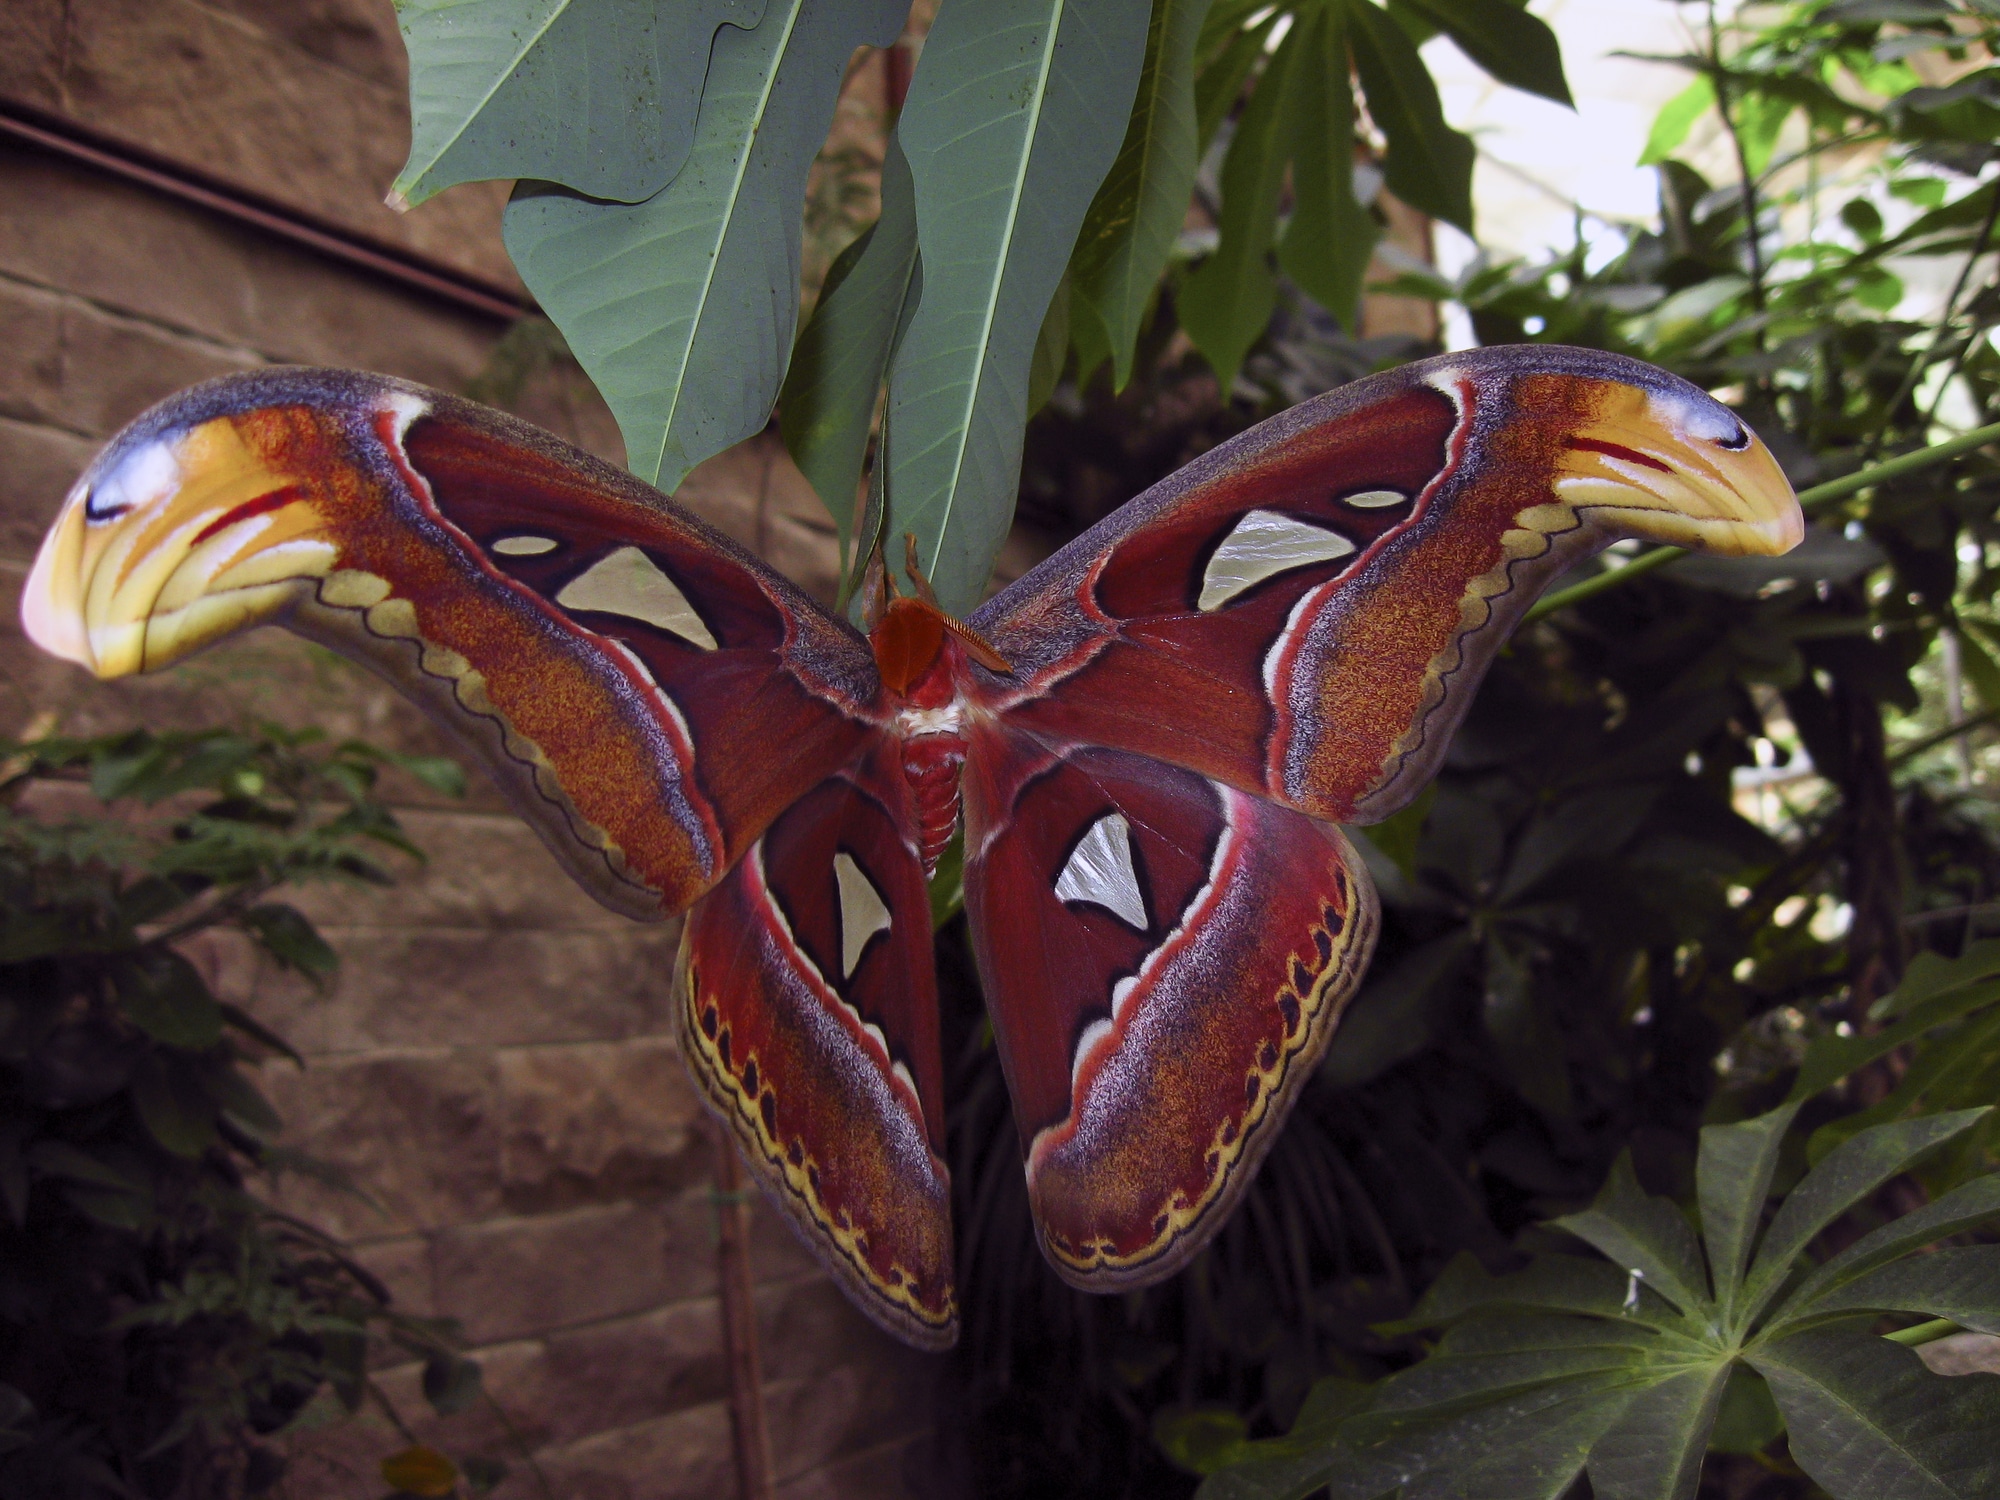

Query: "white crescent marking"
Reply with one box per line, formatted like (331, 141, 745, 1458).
(555, 545, 718, 650)
(1055, 812, 1148, 931)
(1199, 510, 1358, 612)
(833, 851, 892, 979)
(493, 535, 559, 556)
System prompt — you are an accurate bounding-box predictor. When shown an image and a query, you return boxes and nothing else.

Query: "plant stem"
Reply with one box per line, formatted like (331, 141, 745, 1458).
(1885, 1317, 1960, 1346)
(1526, 419, 2000, 623)
(1868, 184, 2000, 459)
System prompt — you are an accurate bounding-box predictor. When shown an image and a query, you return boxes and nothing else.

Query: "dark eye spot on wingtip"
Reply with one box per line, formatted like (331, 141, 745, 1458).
(83, 490, 132, 524)
(1715, 420, 1751, 451)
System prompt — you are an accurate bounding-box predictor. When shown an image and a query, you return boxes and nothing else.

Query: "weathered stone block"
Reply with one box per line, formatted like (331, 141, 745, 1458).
(288, 806, 646, 932)
(52, 292, 263, 438)
(255, 1047, 503, 1239)
(764, 1363, 931, 1486)
(0, 151, 500, 387)
(0, 278, 67, 430)
(529, 1400, 736, 1500)
(497, 1038, 708, 1212)
(775, 1435, 930, 1500)
(431, 1202, 675, 1346)
(0, 416, 95, 562)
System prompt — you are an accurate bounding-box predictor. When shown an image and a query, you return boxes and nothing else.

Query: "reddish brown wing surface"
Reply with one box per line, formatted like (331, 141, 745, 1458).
(22, 368, 884, 919)
(20, 369, 959, 1344)
(960, 730, 1377, 1290)
(963, 345, 1799, 828)
(679, 742, 956, 1346)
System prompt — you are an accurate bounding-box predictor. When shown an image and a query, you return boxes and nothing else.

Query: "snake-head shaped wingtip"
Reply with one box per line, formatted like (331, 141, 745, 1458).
(1543, 364, 1803, 557)
(20, 372, 423, 678)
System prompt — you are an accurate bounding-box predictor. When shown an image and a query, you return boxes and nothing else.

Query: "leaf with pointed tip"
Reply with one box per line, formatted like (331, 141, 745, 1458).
(1397, 1250, 1680, 1332)
(392, 0, 768, 207)
(1278, 5, 1378, 333)
(1742, 1110, 1991, 1321)
(1802, 1248, 2000, 1335)
(780, 133, 923, 580)
(1068, 0, 1208, 391)
(1788, 980, 2000, 1105)
(1346, 0, 1475, 231)
(1698, 1102, 1801, 1317)
(883, 0, 1153, 615)
(504, 0, 906, 491)
(1751, 1327, 2000, 1500)
(1179, 20, 1304, 395)
(1550, 1154, 1711, 1317)
(1393, 0, 1571, 107)
(1585, 1362, 1733, 1500)
(1778, 1174, 2000, 1322)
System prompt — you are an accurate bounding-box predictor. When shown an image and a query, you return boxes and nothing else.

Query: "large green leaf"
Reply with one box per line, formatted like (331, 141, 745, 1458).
(779, 133, 923, 585)
(1752, 1328, 2000, 1500)
(1550, 1153, 1711, 1317)
(1179, 19, 1305, 395)
(1069, 0, 1210, 390)
(1346, 0, 1475, 231)
(882, 0, 1153, 613)
(505, 0, 906, 491)
(1277, 5, 1378, 333)
(1742, 1110, 1991, 1320)
(1585, 1363, 1734, 1500)
(1393, 0, 1572, 107)
(1697, 1102, 1801, 1319)
(392, 0, 768, 206)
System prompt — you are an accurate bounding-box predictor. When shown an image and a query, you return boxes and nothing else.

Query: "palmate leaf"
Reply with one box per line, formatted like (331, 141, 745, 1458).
(1277, 3, 1378, 334)
(391, 0, 767, 207)
(1346, 0, 1474, 232)
(882, 0, 1152, 614)
(1391, 0, 1570, 108)
(1201, 1104, 2000, 1500)
(504, 0, 906, 492)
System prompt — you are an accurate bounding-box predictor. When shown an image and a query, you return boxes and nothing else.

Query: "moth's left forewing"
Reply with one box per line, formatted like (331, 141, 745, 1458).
(961, 738, 1378, 1289)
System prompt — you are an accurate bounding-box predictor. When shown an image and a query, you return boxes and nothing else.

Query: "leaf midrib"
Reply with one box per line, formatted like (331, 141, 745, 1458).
(405, 0, 576, 192)
(916, 2, 1067, 580)
(647, 0, 809, 483)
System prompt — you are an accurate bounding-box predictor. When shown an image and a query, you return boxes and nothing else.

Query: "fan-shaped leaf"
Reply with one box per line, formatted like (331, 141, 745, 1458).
(1697, 1101, 1801, 1317)
(1346, 0, 1474, 231)
(1550, 1154, 1710, 1316)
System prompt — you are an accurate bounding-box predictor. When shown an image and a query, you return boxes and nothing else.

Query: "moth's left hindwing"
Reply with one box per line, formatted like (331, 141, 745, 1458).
(960, 733, 1378, 1289)
(22, 369, 884, 919)
(677, 744, 956, 1346)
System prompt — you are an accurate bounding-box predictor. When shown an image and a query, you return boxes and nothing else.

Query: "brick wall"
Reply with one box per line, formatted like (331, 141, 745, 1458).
(0, 4, 945, 1497)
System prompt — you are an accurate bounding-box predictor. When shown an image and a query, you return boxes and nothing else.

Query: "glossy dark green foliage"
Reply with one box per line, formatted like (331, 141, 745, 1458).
(0, 727, 484, 1499)
(1197, 1105, 2000, 1500)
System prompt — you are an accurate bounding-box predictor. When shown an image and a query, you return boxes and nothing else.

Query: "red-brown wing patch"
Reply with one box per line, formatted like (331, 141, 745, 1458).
(962, 735, 1378, 1289)
(676, 746, 956, 1348)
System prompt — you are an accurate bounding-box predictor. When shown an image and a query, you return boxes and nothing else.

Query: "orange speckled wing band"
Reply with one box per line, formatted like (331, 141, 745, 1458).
(22, 369, 885, 919)
(967, 345, 1800, 830)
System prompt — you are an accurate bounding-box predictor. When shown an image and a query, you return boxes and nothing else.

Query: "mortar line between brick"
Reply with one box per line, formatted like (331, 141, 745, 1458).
(0, 266, 271, 372)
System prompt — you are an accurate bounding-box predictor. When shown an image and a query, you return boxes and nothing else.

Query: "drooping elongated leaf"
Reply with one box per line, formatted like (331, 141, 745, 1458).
(1179, 20, 1305, 395)
(1393, 0, 1572, 107)
(1193, 7, 1277, 152)
(1873, 941, 2000, 1020)
(1399, 1250, 1678, 1331)
(392, 0, 769, 207)
(882, 0, 1152, 613)
(505, 0, 907, 491)
(1551, 1153, 1711, 1317)
(1345, 0, 1475, 231)
(1752, 1328, 2000, 1500)
(1068, 0, 1210, 390)
(1697, 1102, 1801, 1318)
(1278, 4, 1378, 333)
(1639, 74, 1714, 166)
(1742, 1110, 1992, 1320)
(780, 133, 923, 579)
(1584, 1363, 1733, 1500)
(1804, 1247, 2000, 1334)
(1788, 978, 2000, 1102)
